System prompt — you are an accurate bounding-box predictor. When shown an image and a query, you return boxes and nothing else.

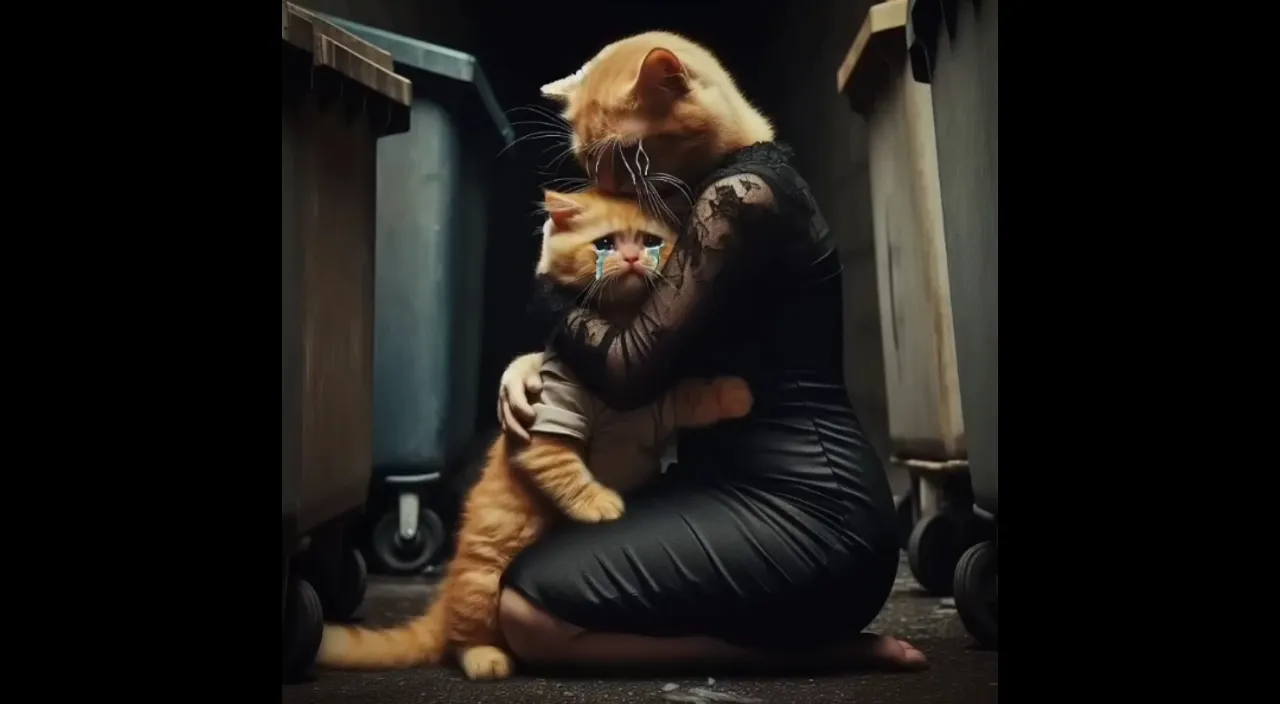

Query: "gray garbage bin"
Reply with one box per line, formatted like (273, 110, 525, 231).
(909, 0, 998, 649)
(281, 2, 411, 679)
(320, 16, 515, 576)
(838, 0, 979, 599)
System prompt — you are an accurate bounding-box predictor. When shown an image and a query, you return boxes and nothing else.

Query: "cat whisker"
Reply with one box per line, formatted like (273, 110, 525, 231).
(540, 143, 574, 162)
(643, 180, 680, 228)
(569, 272, 597, 288)
(583, 136, 612, 158)
(636, 139, 651, 176)
(548, 145, 578, 171)
(534, 141, 580, 175)
(642, 272, 660, 295)
(589, 136, 618, 178)
(649, 172, 691, 191)
(498, 129, 572, 157)
(509, 119, 571, 132)
(582, 135, 621, 181)
(541, 177, 591, 192)
(506, 104, 571, 127)
(633, 178, 652, 215)
(586, 276, 613, 308)
(617, 142, 640, 191)
(643, 186, 662, 222)
(649, 173, 693, 203)
(580, 278, 601, 304)
(543, 175, 590, 186)
(637, 180, 659, 220)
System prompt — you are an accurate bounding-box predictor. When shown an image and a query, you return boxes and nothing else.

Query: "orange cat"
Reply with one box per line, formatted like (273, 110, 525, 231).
(539, 30, 774, 196)
(315, 190, 754, 680)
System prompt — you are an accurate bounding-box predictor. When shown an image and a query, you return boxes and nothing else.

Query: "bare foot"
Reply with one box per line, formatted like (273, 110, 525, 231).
(834, 634, 928, 671)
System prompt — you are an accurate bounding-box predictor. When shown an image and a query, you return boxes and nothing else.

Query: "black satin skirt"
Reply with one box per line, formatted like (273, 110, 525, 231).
(502, 389, 900, 649)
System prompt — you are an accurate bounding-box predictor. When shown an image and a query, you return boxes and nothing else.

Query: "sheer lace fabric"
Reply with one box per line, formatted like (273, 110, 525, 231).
(547, 143, 811, 410)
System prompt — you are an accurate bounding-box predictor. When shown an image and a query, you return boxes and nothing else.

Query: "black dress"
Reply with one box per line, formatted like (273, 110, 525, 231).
(505, 143, 899, 649)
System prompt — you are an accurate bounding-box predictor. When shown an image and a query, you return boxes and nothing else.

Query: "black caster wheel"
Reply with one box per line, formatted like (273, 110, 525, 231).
(954, 540, 998, 649)
(895, 490, 917, 550)
(370, 508, 446, 575)
(907, 512, 971, 596)
(317, 547, 367, 620)
(282, 578, 323, 681)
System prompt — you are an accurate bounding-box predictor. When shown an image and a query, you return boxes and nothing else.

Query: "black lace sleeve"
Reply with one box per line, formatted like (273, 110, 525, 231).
(549, 172, 782, 410)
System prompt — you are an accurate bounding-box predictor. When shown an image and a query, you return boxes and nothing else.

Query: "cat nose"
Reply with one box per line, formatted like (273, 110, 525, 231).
(622, 252, 640, 263)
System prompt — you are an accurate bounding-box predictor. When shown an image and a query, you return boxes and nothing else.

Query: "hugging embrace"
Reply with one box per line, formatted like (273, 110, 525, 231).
(318, 30, 926, 680)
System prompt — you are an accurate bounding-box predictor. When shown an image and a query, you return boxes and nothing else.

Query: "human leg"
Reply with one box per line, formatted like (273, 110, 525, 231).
(497, 478, 925, 671)
(498, 588, 925, 671)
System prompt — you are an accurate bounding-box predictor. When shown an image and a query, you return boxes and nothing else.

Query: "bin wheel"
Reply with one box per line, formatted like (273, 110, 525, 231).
(318, 548, 367, 621)
(954, 541, 998, 649)
(371, 508, 446, 575)
(282, 578, 323, 681)
(895, 490, 916, 550)
(907, 512, 971, 596)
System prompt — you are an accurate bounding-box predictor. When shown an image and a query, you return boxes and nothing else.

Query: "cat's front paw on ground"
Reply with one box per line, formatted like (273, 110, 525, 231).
(565, 485, 625, 523)
(459, 645, 515, 681)
(715, 377, 754, 418)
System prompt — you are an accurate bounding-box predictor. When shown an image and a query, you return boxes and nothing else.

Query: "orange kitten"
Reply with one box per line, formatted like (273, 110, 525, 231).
(315, 190, 753, 680)
(541, 31, 774, 195)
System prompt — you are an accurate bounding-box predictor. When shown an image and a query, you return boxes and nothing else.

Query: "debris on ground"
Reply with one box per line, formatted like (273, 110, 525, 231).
(661, 686, 762, 704)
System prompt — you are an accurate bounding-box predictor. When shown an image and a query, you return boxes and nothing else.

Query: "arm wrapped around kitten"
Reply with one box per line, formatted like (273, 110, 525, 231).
(512, 358, 754, 524)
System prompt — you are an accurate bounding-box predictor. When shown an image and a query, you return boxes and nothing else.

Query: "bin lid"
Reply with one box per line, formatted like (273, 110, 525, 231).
(907, 0, 976, 84)
(317, 16, 514, 147)
(281, 2, 413, 134)
(837, 0, 910, 117)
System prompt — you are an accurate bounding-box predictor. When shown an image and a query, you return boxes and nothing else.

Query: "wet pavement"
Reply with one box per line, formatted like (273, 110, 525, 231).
(282, 551, 998, 704)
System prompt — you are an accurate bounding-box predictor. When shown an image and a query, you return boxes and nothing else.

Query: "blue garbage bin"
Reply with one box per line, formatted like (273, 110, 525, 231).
(910, 0, 998, 649)
(321, 16, 514, 576)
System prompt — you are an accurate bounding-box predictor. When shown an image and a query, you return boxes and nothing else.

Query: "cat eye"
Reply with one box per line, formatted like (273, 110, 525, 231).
(593, 236, 615, 251)
(642, 234, 664, 248)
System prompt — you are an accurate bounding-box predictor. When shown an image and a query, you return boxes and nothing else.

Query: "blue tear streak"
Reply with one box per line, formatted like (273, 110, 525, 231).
(645, 243, 664, 268)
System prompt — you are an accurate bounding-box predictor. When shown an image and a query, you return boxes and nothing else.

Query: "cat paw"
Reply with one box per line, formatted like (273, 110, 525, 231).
(459, 645, 515, 681)
(715, 377, 754, 418)
(565, 486, 625, 523)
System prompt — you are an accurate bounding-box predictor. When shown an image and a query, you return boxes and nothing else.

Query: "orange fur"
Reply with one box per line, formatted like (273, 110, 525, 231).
(316, 138, 757, 683)
(536, 189, 676, 312)
(541, 31, 774, 195)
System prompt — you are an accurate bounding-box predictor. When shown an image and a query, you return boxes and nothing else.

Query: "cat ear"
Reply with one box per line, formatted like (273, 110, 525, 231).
(633, 48, 689, 100)
(544, 191, 583, 231)
(541, 63, 589, 102)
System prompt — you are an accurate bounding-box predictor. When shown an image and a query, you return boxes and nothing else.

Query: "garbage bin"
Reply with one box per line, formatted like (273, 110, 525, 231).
(909, 0, 998, 649)
(281, 1, 411, 678)
(838, 0, 978, 598)
(318, 16, 515, 576)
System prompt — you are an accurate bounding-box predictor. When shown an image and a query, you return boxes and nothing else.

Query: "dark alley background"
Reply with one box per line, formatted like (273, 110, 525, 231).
(304, 0, 890, 458)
